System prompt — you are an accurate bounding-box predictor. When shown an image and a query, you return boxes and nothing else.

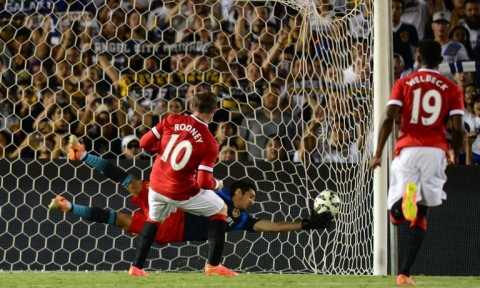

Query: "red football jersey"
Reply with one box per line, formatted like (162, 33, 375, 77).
(129, 180, 150, 217)
(145, 114, 219, 200)
(389, 68, 464, 155)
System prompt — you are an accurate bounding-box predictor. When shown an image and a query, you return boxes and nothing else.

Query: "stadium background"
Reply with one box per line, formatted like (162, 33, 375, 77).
(0, 0, 479, 276)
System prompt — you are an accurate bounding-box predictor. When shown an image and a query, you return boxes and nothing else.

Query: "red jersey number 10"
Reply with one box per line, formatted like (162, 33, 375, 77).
(161, 134, 193, 171)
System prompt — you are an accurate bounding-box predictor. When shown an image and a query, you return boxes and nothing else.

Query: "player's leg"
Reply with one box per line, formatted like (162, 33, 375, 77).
(389, 198, 423, 286)
(68, 135, 143, 196)
(205, 204, 229, 274)
(398, 205, 428, 281)
(130, 189, 176, 276)
(396, 147, 447, 285)
(48, 195, 131, 230)
(178, 189, 237, 276)
(388, 149, 421, 285)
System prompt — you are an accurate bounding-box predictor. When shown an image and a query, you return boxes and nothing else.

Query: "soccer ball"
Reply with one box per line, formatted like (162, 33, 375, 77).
(313, 189, 341, 216)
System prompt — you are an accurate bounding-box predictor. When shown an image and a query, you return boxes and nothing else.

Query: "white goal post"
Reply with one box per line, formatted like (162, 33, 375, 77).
(373, 0, 392, 276)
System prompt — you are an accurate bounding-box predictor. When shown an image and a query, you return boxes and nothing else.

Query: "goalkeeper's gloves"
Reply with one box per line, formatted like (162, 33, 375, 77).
(301, 212, 334, 230)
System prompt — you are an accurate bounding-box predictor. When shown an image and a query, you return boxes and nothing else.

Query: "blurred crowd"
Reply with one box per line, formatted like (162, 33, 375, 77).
(0, 0, 478, 165)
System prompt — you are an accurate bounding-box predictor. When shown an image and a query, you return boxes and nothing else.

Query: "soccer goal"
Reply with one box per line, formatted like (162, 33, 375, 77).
(0, 0, 390, 274)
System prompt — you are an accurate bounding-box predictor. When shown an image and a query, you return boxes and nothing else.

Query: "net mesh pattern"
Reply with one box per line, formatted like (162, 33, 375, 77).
(0, 0, 374, 273)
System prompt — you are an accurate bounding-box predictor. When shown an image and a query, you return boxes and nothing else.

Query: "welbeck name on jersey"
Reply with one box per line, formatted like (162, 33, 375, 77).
(405, 74, 449, 91)
(174, 123, 204, 143)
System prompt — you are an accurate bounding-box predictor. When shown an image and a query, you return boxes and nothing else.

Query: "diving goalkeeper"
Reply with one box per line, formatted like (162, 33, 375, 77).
(49, 140, 333, 251)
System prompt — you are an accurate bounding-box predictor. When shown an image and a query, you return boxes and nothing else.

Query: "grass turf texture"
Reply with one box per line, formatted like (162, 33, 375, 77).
(1, 272, 480, 288)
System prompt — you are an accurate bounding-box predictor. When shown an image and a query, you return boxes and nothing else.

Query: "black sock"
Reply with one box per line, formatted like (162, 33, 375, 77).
(132, 222, 158, 269)
(399, 226, 426, 276)
(207, 220, 227, 266)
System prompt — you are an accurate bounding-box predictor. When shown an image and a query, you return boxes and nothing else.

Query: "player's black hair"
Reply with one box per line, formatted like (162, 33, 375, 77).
(465, 0, 480, 5)
(418, 40, 443, 68)
(230, 179, 256, 195)
(191, 92, 217, 114)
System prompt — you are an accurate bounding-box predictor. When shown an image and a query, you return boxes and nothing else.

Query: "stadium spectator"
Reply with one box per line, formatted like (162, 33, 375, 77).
(463, 84, 478, 164)
(343, 51, 371, 84)
(323, 120, 360, 164)
(466, 96, 480, 165)
(0, 130, 11, 158)
(264, 136, 287, 162)
(219, 144, 238, 162)
(120, 135, 141, 160)
(167, 98, 185, 114)
(449, 24, 475, 58)
(454, 71, 475, 88)
(400, 0, 430, 40)
(431, 11, 470, 63)
(294, 132, 321, 164)
(215, 122, 244, 148)
(392, 0, 419, 69)
(394, 53, 406, 80)
(459, 0, 480, 60)
(449, 0, 467, 27)
(240, 88, 294, 160)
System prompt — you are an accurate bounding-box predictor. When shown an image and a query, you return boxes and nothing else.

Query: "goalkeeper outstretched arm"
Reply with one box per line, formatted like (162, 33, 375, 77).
(252, 211, 333, 232)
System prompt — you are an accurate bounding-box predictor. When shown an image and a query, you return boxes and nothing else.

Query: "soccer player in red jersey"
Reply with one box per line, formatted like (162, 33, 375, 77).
(55, 135, 333, 271)
(371, 40, 464, 286)
(129, 92, 236, 277)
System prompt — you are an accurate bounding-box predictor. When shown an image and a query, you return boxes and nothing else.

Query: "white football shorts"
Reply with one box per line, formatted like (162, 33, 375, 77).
(148, 188, 225, 222)
(388, 147, 447, 209)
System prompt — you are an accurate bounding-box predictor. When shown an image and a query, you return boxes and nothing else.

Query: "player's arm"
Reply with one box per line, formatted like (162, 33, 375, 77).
(197, 146, 223, 190)
(139, 117, 167, 154)
(250, 213, 333, 233)
(197, 170, 223, 190)
(371, 80, 403, 169)
(371, 105, 401, 168)
(449, 115, 464, 162)
(448, 85, 465, 163)
(252, 220, 302, 232)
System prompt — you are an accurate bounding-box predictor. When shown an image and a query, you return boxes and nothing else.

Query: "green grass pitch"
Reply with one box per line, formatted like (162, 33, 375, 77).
(2, 272, 480, 288)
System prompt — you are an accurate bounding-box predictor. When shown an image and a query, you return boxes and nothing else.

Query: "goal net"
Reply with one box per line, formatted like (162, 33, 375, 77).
(0, 0, 374, 273)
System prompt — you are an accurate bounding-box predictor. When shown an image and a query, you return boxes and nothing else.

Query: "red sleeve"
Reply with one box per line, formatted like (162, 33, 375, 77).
(140, 119, 164, 153)
(196, 143, 218, 190)
(388, 79, 404, 107)
(197, 170, 217, 190)
(448, 85, 465, 116)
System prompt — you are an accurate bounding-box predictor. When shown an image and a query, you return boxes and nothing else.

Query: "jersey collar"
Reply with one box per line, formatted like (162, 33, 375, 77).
(190, 114, 209, 127)
(418, 68, 440, 74)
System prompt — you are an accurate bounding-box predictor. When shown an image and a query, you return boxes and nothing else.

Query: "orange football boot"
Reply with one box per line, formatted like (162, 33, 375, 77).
(396, 274, 416, 286)
(204, 264, 238, 277)
(128, 266, 148, 277)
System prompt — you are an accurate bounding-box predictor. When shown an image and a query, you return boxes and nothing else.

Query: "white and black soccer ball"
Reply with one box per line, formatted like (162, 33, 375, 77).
(313, 189, 341, 216)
